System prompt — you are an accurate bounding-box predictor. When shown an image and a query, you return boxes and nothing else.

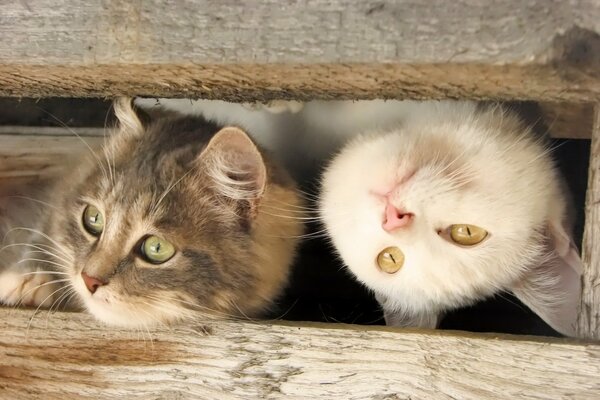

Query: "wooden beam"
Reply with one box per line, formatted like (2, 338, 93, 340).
(1, 308, 600, 399)
(538, 102, 595, 140)
(0, 1, 599, 101)
(0, 128, 103, 179)
(578, 105, 600, 339)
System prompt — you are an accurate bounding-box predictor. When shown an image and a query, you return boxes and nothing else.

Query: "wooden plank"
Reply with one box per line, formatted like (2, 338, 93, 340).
(0, 129, 103, 179)
(578, 105, 600, 339)
(0, 126, 105, 137)
(0, 0, 599, 101)
(538, 102, 595, 140)
(1, 308, 600, 399)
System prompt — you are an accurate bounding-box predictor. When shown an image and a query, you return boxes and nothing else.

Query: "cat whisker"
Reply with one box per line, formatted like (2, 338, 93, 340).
(26, 283, 71, 334)
(45, 286, 77, 327)
(18, 270, 70, 277)
(144, 294, 249, 322)
(264, 229, 330, 240)
(4, 227, 72, 260)
(5, 195, 60, 211)
(0, 242, 73, 262)
(151, 167, 197, 216)
(229, 299, 256, 323)
(141, 297, 222, 326)
(259, 211, 322, 221)
(18, 257, 69, 271)
(261, 204, 320, 215)
(16, 278, 71, 309)
(526, 140, 569, 166)
(39, 108, 111, 183)
(53, 287, 77, 313)
(23, 249, 73, 265)
(264, 297, 300, 322)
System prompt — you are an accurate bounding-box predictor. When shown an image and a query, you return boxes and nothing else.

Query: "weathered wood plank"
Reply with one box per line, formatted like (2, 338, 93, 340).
(538, 102, 595, 140)
(1, 308, 599, 400)
(0, 0, 599, 100)
(578, 105, 600, 339)
(0, 129, 103, 179)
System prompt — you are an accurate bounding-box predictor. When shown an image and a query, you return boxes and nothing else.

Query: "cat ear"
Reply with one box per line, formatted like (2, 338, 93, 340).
(201, 127, 267, 210)
(375, 293, 439, 329)
(511, 219, 583, 337)
(113, 97, 149, 136)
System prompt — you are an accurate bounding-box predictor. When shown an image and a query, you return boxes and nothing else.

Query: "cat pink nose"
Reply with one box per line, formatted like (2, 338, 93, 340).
(382, 203, 413, 232)
(81, 272, 107, 294)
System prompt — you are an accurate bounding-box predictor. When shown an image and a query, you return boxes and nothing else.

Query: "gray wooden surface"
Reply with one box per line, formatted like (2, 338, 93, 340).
(0, 127, 103, 180)
(578, 106, 600, 339)
(0, 0, 599, 100)
(1, 308, 600, 400)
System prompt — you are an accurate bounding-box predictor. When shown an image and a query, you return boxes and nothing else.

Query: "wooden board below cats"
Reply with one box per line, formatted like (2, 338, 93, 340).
(1, 308, 600, 400)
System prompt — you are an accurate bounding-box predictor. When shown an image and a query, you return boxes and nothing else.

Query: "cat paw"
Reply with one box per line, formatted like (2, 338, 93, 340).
(0, 269, 61, 308)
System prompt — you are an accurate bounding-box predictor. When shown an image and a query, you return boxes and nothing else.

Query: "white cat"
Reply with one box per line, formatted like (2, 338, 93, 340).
(319, 100, 582, 336)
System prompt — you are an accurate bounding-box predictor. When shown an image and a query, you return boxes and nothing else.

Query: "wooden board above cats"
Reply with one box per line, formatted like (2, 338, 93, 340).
(0, 1, 599, 100)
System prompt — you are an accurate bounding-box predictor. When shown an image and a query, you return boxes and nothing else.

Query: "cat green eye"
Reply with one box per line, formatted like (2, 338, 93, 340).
(82, 205, 104, 236)
(141, 235, 176, 264)
(449, 224, 488, 246)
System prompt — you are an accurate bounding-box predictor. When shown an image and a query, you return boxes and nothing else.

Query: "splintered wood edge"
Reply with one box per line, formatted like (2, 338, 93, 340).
(0, 0, 599, 100)
(1, 307, 599, 399)
(578, 105, 600, 339)
(0, 64, 599, 102)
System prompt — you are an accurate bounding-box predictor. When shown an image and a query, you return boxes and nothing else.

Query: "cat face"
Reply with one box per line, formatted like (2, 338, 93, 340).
(48, 100, 302, 327)
(320, 102, 582, 335)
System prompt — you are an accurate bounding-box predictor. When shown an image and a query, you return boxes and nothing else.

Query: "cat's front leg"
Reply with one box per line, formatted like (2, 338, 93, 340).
(0, 261, 65, 308)
(375, 293, 439, 329)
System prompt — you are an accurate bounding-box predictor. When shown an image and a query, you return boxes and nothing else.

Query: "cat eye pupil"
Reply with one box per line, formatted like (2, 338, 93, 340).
(141, 235, 175, 264)
(448, 224, 488, 246)
(82, 205, 104, 236)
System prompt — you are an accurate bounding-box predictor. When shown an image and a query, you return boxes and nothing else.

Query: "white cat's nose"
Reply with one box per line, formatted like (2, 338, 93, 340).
(382, 203, 413, 232)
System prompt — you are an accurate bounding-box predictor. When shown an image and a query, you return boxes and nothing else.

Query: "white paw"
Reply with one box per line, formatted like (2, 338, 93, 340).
(0, 269, 61, 308)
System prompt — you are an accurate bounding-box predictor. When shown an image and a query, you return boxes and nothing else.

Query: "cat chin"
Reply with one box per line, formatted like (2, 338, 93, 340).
(72, 280, 180, 328)
(81, 294, 181, 328)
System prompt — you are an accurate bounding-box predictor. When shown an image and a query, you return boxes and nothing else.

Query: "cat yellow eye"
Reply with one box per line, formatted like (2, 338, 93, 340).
(82, 205, 104, 236)
(141, 235, 176, 264)
(376, 246, 405, 274)
(449, 224, 488, 246)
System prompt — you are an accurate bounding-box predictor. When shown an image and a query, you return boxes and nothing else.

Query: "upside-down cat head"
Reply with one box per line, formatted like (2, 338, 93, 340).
(320, 101, 582, 336)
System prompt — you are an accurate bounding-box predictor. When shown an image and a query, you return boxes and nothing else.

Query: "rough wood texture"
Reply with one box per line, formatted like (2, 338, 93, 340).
(0, 128, 103, 179)
(1, 308, 600, 399)
(0, 1, 599, 100)
(539, 102, 595, 140)
(578, 106, 600, 339)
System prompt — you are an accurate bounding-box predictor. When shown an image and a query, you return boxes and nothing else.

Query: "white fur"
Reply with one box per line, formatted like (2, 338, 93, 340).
(320, 101, 581, 335)
(134, 98, 419, 182)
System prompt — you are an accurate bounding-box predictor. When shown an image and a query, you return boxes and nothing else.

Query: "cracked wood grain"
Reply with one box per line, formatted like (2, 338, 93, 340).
(0, 0, 599, 100)
(578, 105, 600, 339)
(1, 308, 600, 399)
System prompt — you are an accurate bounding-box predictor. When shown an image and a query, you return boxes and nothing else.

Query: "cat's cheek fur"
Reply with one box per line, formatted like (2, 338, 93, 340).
(73, 274, 187, 327)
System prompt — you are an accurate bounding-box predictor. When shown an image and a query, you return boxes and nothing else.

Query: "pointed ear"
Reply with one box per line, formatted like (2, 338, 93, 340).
(511, 219, 583, 337)
(113, 97, 148, 136)
(201, 127, 267, 209)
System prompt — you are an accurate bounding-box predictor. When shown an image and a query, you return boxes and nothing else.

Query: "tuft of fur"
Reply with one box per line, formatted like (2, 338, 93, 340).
(0, 98, 303, 328)
(319, 100, 582, 336)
